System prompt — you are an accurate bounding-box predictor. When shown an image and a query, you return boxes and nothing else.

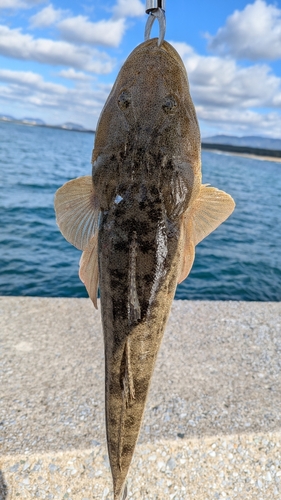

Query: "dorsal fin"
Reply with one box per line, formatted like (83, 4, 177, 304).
(54, 176, 99, 251)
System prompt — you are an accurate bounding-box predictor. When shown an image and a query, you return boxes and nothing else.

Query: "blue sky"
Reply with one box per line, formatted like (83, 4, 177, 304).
(1, 0, 281, 137)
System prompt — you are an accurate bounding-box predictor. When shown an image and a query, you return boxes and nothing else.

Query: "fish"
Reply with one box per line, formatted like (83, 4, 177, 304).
(54, 38, 235, 499)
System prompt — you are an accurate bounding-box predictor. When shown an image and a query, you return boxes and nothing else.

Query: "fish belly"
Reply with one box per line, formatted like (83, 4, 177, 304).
(98, 199, 181, 498)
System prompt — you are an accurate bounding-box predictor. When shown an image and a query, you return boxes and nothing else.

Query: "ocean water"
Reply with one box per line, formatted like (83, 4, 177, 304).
(0, 121, 280, 301)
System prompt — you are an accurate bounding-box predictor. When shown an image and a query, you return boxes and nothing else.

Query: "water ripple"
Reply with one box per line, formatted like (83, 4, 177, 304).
(1, 122, 280, 300)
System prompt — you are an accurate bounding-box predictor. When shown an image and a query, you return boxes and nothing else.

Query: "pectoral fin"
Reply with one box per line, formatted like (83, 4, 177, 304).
(178, 185, 235, 283)
(54, 176, 99, 251)
(192, 184, 235, 245)
(79, 233, 99, 309)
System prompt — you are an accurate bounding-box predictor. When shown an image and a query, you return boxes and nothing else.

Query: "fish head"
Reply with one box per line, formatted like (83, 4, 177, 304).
(92, 39, 201, 213)
(94, 38, 200, 158)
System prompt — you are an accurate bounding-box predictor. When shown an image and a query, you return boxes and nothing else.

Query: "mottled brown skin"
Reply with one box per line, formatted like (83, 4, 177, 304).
(92, 39, 201, 499)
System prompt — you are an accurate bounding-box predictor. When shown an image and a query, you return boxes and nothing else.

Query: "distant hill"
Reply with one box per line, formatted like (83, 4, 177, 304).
(203, 135, 281, 151)
(0, 114, 15, 121)
(60, 122, 85, 131)
(0, 115, 94, 133)
(22, 117, 45, 125)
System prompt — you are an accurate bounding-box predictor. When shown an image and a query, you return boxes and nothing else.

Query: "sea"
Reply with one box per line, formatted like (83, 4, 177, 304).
(1, 121, 280, 301)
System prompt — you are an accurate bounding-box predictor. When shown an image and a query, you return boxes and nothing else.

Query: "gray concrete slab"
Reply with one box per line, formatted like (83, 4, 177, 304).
(0, 297, 281, 499)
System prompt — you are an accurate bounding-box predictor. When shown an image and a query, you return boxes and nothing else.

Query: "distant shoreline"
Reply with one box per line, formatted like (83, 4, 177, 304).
(0, 117, 95, 134)
(202, 142, 281, 162)
(1, 118, 281, 162)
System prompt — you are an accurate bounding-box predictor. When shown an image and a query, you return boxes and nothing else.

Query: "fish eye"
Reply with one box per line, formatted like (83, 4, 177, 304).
(118, 90, 131, 110)
(162, 95, 177, 113)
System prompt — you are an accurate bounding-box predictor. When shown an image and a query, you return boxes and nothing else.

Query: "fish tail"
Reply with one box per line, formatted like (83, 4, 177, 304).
(114, 481, 128, 500)
(101, 219, 182, 499)
(121, 482, 128, 500)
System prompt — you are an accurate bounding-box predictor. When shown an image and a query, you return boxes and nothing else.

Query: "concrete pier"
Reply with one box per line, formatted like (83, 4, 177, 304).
(1, 297, 281, 499)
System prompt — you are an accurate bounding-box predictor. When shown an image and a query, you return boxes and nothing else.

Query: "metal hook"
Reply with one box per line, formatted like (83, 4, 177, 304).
(145, 0, 166, 13)
(145, 1, 166, 47)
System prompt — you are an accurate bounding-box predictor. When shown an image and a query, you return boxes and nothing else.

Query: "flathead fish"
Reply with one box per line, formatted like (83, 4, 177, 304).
(54, 38, 235, 498)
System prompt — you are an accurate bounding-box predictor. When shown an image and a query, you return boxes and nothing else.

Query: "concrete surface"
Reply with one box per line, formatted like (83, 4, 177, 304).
(0, 297, 281, 499)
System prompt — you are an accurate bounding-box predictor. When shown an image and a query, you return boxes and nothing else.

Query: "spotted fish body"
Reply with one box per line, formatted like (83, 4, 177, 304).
(55, 39, 235, 499)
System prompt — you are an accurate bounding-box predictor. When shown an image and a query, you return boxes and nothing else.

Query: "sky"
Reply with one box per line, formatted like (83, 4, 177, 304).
(2, 0, 281, 137)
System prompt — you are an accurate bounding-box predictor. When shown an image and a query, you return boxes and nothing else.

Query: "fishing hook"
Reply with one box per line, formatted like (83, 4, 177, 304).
(145, 0, 166, 47)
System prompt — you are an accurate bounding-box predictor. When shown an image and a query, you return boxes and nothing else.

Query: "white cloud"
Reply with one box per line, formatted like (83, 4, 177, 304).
(0, 69, 65, 93)
(0, 0, 42, 8)
(30, 4, 63, 28)
(0, 68, 111, 128)
(171, 41, 281, 110)
(58, 68, 93, 81)
(58, 16, 126, 48)
(0, 25, 115, 73)
(112, 0, 144, 18)
(0, 0, 18, 6)
(198, 106, 281, 138)
(207, 0, 281, 61)
(170, 40, 281, 136)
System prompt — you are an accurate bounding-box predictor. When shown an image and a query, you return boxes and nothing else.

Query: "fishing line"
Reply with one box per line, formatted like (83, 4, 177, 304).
(145, 0, 166, 46)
